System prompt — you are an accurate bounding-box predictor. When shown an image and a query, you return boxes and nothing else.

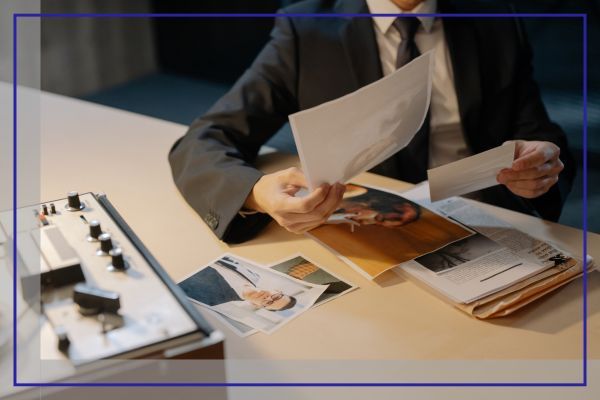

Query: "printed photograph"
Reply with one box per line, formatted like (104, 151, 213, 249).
(268, 255, 357, 306)
(194, 303, 257, 338)
(178, 255, 326, 334)
(415, 233, 503, 274)
(309, 184, 473, 279)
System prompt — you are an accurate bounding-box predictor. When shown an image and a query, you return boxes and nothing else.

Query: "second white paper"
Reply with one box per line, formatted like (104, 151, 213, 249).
(290, 51, 434, 190)
(427, 142, 516, 202)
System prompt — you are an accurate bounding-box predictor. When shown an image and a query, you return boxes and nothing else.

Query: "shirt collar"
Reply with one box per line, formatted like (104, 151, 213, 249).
(365, 0, 436, 35)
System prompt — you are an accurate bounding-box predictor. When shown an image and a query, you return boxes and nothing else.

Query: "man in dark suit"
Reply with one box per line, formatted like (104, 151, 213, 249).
(169, 0, 575, 244)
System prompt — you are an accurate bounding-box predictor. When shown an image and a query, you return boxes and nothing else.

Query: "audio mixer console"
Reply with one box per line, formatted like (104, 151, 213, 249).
(0, 191, 222, 367)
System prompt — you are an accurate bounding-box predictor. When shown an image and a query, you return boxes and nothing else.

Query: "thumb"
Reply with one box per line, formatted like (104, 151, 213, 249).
(503, 140, 524, 159)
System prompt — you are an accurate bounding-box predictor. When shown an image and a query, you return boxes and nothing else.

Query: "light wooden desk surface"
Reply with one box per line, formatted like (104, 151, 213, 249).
(15, 86, 594, 367)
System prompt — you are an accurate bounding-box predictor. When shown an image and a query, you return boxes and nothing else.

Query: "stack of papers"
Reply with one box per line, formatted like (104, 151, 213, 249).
(309, 182, 592, 319)
(178, 254, 356, 336)
(395, 185, 593, 318)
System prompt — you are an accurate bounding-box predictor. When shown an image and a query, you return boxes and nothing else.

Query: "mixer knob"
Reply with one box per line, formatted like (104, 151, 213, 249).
(108, 247, 128, 271)
(87, 220, 103, 242)
(65, 191, 85, 211)
(97, 233, 113, 255)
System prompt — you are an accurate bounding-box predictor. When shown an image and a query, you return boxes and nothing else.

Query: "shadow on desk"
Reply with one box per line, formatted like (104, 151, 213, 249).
(376, 266, 599, 335)
(374, 270, 407, 288)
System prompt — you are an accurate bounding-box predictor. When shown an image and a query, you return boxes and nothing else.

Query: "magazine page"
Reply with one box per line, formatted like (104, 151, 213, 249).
(395, 192, 581, 304)
(434, 197, 573, 267)
(398, 234, 558, 304)
(307, 183, 473, 280)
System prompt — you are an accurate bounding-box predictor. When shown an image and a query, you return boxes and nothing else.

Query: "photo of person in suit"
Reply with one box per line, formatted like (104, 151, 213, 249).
(180, 256, 296, 311)
(169, 0, 575, 244)
(179, 255, 327, 333)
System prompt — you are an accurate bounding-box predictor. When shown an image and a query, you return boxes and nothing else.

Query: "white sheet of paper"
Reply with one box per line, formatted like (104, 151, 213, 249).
(290, 51, 434, 190)
(427, 142, 516, 202)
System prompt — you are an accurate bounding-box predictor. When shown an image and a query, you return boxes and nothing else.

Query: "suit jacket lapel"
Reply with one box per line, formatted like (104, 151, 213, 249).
(332, 0, 483, 145)
(441, 11, 483, 151)
(335, 0, 383, 89)
(332, 0, 483, 175)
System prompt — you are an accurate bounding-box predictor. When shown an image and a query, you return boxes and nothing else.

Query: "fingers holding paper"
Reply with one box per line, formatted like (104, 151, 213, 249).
(497, 140, 564, 198)
(244, 167, 346, 234)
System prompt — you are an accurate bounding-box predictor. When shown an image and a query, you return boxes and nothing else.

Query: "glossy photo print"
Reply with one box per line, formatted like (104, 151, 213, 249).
(179, 254, 326, 334)
(268, 254, 357, 306)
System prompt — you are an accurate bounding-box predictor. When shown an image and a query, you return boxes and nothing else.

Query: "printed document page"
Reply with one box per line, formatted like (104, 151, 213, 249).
(290, 51, 433, 190)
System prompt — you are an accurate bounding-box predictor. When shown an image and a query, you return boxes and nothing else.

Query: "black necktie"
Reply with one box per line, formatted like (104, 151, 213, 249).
(370, 17, 430, 183)
(394, 17, 421, 67)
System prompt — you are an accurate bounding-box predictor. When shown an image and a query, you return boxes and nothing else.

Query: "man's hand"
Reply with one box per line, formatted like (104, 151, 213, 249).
(244, 167, 346, 234)
(497, 140, 564, 199)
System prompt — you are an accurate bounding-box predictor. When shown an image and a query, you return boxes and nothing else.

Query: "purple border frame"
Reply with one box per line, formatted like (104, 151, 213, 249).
(12, 11, 588, 387)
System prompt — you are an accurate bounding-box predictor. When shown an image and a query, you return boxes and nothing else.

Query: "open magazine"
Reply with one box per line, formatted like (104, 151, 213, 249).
(308, 184, 473, 280)
(310, 183, 593, 319)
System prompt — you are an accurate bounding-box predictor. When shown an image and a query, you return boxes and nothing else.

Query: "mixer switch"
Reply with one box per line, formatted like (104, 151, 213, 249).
(73, 283, 121, 315)
(55, 326, 71, 354)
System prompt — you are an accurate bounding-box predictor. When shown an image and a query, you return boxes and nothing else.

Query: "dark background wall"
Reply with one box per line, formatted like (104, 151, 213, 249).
(40, 0, 158, 97)
(151, 0, 281, 83)
(38, 0, 599, 232)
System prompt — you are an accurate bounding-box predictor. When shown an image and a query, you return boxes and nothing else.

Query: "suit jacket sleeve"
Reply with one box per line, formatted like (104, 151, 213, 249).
(168, 15, 298, 243)
(507, 18, 576, 221)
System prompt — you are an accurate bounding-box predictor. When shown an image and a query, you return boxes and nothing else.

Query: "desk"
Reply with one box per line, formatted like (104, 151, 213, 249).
(2, 84, 600, 397)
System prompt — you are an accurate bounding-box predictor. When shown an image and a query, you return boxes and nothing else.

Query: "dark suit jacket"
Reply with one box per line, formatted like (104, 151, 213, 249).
(179, 266, 242, 306)
(169, 0, 575, 243)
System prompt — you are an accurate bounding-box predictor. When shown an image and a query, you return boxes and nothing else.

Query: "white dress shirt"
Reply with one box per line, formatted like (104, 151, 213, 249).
(365, 0, 472, 168)
(213, 262, 258, 300)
